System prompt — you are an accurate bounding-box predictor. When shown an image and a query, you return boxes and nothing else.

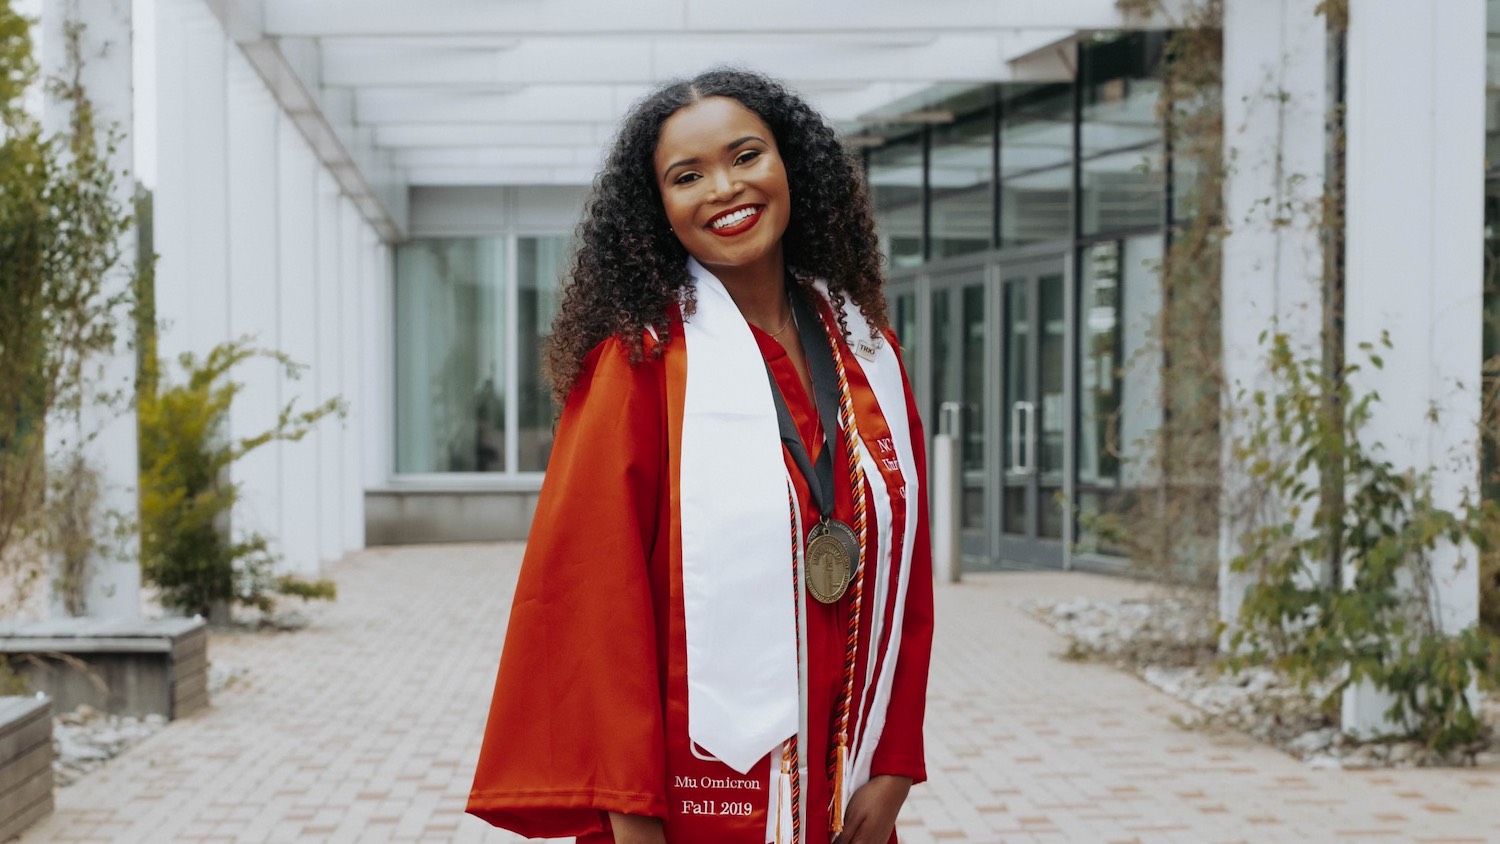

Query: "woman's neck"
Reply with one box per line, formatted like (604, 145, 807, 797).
(713, 253, 790, 333)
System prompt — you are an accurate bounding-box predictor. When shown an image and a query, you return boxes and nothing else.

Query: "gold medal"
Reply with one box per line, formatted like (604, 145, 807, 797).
(805, 519, 857, 604)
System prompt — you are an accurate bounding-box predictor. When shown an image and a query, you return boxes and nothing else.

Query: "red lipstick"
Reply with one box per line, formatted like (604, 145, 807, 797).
(705, 205, 764, 237)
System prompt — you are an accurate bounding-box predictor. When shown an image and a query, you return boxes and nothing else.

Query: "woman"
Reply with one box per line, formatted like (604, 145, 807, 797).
(467, 68, 933, 844)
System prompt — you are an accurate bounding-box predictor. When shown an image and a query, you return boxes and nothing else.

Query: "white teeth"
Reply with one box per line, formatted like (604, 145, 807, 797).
(710, 207, 758, 229)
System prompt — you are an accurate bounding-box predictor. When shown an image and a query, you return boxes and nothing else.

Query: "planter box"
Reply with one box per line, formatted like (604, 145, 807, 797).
(0, 618, 208, 720)
(0, 696, 52, 841)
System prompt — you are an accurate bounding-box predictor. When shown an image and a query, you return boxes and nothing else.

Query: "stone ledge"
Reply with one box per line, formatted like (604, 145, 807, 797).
(0, 618, 208, 720)
(0, 696, 53, 842)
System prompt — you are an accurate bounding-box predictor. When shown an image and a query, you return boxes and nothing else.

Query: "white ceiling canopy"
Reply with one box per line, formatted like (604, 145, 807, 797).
(212, 0, 1178, 235)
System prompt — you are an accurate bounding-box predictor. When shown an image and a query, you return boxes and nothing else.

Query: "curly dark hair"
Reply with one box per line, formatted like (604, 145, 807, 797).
(543, 68, 889, 405)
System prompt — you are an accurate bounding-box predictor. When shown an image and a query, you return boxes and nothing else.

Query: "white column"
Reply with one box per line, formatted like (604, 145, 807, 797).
(1341, 0, 1485, 735)
(39, 0, 141, 618)
(1218, 0, 1328, 627)
(153, 0, 228, 364)
(315, 172, 344, 564)
(363, 236, 393, 492)
(277, 121, 323, 576)
(226, 50, 284, 562)
(340, 206, 368, 553)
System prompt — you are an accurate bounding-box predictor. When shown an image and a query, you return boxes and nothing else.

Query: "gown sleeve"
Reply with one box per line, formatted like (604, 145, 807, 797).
(870, 329, 934, 784)
(467, 335, 670, 838)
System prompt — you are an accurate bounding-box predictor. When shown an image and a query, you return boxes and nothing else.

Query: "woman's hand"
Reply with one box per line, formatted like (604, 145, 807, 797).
(832, 775, 913, 844)
(608, 812, 666, 844)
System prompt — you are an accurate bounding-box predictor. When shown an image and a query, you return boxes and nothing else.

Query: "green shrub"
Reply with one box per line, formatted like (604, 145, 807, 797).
(138, 340, 343, 619)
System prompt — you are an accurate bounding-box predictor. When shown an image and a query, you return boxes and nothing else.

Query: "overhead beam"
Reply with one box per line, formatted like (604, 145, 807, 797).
(265, 0, 1182, 37)
(373, 122, 615, 148)
(353, 80, 936, 127)
(318, 32, 1072, 87)
(391, 146, 606, 169)
(405, 165, 604, 186)
(354, 85, 649, 125)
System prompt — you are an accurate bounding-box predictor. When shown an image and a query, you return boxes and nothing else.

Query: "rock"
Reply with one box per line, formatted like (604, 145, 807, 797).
(1289, 728, 1337, 755)
(1306, 753, 1342, 770)
(1473, 751, 1500, 767)
(50, 706, 168, 787)
(1387, 743, 1416, 765)
(58, 703, 100, 726)
(55, 736, 108, 762)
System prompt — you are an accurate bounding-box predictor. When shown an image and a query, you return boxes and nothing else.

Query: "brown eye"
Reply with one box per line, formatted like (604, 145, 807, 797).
(735, 150, 761, 166)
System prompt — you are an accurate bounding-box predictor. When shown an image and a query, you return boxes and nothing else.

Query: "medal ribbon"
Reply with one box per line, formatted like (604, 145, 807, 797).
(764, 293, 844, 522)
(763, 286, 871, 834)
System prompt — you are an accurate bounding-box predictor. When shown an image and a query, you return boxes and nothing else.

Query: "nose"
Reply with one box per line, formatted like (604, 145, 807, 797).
(708, 167, 742, 202)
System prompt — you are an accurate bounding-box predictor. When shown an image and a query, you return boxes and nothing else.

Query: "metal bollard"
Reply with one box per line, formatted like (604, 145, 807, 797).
(930, 402, 963, 584)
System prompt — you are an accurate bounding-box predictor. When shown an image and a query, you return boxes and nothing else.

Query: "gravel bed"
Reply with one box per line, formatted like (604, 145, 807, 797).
(53, 705, 167, 787)
(1026, 594, 1500, 769)
(48, 658, 247, 787)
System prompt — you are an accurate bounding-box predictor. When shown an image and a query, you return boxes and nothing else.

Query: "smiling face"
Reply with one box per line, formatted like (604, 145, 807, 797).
(653, 96, 792, 283)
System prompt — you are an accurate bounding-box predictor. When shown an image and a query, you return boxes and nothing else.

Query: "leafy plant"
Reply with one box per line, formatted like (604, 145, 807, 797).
(137, 339, 343, 619)
(1227, 332, 1500, 751)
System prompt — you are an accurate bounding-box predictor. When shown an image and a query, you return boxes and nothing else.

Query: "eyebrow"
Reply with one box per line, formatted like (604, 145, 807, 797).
(662, 135, 767, 179)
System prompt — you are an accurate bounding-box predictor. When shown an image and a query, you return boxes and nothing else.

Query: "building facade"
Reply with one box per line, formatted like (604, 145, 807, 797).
(21, 0, 1488, 665)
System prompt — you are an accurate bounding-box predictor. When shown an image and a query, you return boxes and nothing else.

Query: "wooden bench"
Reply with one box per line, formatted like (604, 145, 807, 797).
(0, 618, 209, 720)
(0, 696, 52, 841)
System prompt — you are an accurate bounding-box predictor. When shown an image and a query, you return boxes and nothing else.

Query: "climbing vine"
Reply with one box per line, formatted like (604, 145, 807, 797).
(1087, 0, 1225, 585)
(0, 3, 135, 617)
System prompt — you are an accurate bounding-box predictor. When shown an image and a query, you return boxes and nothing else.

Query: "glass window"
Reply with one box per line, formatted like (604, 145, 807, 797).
(930, 288, 955, 431)
(930, 107, 994, 259)
(1076, 233, 1164, 554)
(961, 285, 986, 472)
(1000, 84, 1074, 245)
(869, 134, 924, 268)
(1080, 35, 1166, 235)
(1078, 241, 1124, 487)
(518, 236, 571, 472)
(893, 291, 918, 384)
(394, 238, 508, 473)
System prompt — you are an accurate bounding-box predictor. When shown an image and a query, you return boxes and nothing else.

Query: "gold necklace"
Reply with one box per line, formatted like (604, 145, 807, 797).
(766, 293, 794, 339)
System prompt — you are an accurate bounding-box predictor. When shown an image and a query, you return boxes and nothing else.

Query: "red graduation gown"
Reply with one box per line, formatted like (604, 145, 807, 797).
(467, 308, 934, 843)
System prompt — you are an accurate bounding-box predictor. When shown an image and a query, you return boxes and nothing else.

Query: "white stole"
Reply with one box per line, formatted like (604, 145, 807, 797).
(680, 259, 799, 775)
(679, 260, 920, 805)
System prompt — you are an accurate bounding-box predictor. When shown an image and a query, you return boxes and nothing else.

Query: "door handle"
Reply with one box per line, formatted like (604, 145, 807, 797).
(1025, 399, 1038, 476)
(1010, 400, 1035, 475)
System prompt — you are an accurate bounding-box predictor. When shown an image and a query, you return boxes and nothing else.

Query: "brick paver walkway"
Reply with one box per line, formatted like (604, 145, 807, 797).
(16, 543, 1500, 843)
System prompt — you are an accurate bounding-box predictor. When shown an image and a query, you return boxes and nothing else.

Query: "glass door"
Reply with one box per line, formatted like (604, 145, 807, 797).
(997, 259, 1068, 568)
(927, 265, 989, 563)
